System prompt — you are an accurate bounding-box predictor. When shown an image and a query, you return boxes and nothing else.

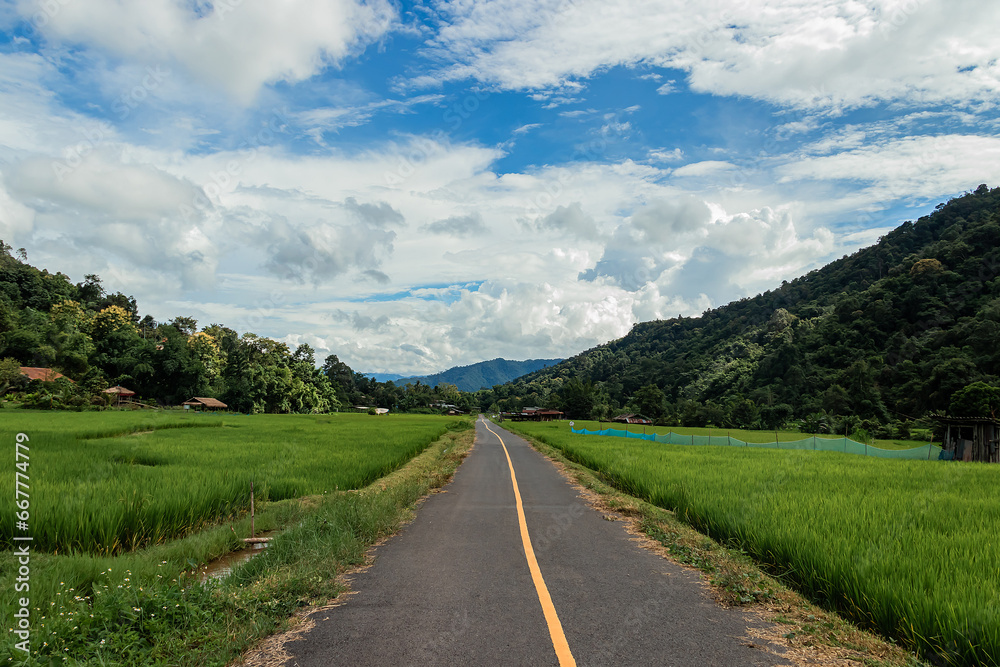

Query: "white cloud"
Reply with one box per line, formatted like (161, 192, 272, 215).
(421, 212, 487, 237)
(779, 134, 1000, 204)
(17, 0, 397, 103)
(656, 80, 677, 95)
(648, 148, 684, 163)
(295, 94, 444, 140)
(421, 0, 1000, 110)
(672, 160, 737, 178)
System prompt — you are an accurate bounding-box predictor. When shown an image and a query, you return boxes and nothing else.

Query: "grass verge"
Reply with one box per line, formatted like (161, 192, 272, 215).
(507, 423, 929, 667)
(1, 419, 475, 666)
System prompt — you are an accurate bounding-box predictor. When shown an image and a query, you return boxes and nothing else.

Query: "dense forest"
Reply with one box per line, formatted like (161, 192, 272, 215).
(0, 243, 480, 413)
(491, 185, 1000, 436)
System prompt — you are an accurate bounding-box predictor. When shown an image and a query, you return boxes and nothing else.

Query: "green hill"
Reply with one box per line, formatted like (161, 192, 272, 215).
(399, 357, 562, 392)
(497, 185, 1000, 433)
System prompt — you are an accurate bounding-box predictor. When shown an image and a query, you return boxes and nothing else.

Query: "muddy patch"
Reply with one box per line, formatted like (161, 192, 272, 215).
(199, 531, 276, 583)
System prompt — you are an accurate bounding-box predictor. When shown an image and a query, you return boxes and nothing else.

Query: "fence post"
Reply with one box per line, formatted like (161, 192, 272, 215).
(813, 435, 816, 450)
(691, 434, 694, 446)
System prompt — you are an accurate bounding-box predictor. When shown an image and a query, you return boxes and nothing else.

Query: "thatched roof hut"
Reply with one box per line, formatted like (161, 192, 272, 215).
(182, 397, 228, 410)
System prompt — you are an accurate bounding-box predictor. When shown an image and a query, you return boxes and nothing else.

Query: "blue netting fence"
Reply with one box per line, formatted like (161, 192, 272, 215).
(570, 427, 945, 460)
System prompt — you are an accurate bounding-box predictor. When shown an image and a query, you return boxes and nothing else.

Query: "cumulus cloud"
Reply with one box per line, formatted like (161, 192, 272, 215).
(332, 310, 392, 331)
(343, 197, 405, 228)
(529, 202, 600, 239)
(582, 198, 834, 302)
(421, 212, 487, 237)
(18, 0, 397, 103)
(630, 197, 711, 243)
(4, 151, 218, 287)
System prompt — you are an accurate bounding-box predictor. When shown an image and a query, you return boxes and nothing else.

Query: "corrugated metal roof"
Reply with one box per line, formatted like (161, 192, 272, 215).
(930, 413, 1000, 426)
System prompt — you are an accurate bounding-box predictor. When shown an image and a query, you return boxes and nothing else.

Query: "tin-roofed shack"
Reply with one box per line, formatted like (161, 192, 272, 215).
(933, 415, 1000, 462)
(612, 413, 652, 425)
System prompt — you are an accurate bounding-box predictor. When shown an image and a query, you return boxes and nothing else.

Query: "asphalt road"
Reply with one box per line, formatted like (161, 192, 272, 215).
(279, 418, 790, 666)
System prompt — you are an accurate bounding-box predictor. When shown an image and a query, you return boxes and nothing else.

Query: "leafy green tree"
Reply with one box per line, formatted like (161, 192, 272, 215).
(556, 377, 597, 419)
(0, 357, 25, 395)
(631, 384, 666, 420)
(950, 381, 1000, 418)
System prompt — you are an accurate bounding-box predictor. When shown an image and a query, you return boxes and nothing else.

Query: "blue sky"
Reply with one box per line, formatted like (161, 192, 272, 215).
(2, 0, 1000, 374)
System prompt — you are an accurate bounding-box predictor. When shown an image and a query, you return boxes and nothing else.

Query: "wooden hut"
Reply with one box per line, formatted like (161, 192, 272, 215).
(933, 415, 1000, 462)
(182, 397, 228, 411)
(103, 385, 136, 407)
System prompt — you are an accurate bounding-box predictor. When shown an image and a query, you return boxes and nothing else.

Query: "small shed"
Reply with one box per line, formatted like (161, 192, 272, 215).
(612, 413, 652, 425)
(183, 397, 228, 411)
(933, 414, 1000, 462)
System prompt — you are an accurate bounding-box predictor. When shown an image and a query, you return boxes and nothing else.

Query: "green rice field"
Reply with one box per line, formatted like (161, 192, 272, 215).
(0, 411, 456, 555)
(0, 409, 472, 664)
(505, 419, 1000, 666)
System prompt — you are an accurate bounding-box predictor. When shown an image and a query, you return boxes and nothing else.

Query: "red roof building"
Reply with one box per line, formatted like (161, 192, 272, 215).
(19, 367, 72, 382)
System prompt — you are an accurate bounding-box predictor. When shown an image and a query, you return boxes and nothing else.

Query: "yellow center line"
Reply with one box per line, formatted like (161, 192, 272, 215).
(481, 419, 577, 667)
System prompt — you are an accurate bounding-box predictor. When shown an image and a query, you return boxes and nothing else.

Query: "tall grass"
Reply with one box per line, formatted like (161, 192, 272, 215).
(0, 412, 453, 554)
(507, 420, 1000, 667)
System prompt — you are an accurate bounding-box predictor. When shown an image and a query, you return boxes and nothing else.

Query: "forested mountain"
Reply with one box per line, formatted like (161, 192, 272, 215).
(398, 357, 562, 392)
(495, 185, 1000, 435)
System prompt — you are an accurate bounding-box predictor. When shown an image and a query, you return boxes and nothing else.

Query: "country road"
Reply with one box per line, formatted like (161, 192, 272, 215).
(276, 418, 791, 666)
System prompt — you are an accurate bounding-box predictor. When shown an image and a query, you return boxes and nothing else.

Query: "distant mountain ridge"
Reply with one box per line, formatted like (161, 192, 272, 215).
(397, 357, 562, 392)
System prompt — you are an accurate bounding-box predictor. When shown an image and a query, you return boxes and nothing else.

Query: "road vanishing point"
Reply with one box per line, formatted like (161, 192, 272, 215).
(277, 418, 793, 666)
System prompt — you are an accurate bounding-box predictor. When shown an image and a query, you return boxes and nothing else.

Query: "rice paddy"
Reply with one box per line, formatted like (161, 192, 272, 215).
(0, 410, 475, 665)
(0, 411, 457, 555)
(506, 419, 1000, 666)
